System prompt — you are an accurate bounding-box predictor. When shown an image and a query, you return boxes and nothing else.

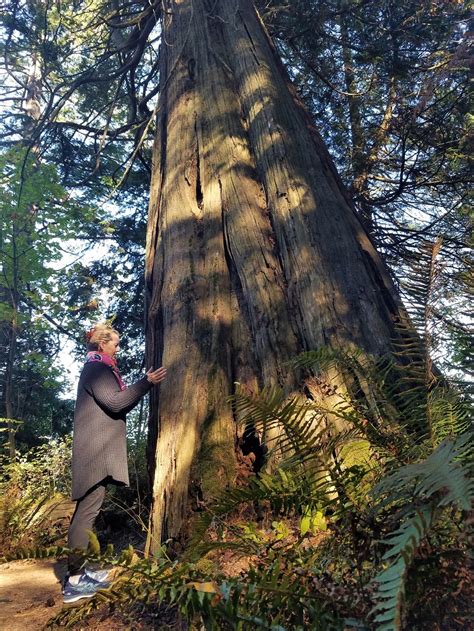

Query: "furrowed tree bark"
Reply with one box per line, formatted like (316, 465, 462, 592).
(145, 0, 413, 551)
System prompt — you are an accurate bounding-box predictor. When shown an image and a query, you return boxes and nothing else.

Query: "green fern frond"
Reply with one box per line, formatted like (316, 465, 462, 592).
(428, 385, 473, 442)
(370, 431, 472, 630)
(292, 347, 425, 454)
(195, 381, 381, 553)
(188, 465, 336, 555)
(232, 385, 317, 452)
(232, 385, 365, 467)
(370, 506, 435, 630)
(292, 346, 366, 373)
(372, 432, 473, 512)
(218, 468, 326, 514)
(0, 544, 69, 563)
(381, 506, 435, 561)
(296, 344, 456, 458)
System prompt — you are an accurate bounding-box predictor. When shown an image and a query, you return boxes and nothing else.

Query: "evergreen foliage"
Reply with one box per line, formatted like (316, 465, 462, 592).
(0, 435, 72, 552)
(1, 0, 471, 388)
(0, 145, 91, 452)
(258, 0, 472, 377)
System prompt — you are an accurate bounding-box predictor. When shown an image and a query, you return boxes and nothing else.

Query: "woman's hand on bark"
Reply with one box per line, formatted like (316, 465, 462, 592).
(146, 366, 167, 384)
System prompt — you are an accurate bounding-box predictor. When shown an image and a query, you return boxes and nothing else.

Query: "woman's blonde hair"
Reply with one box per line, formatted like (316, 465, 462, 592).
(85, 323, 119, 351)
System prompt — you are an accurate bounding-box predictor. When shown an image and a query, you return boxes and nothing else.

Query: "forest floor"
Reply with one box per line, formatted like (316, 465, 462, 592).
(0, 501, 324, 630)
(0, 559, 157, 630)
(0, 559, 65, 630)
(0, 550, 253, 630)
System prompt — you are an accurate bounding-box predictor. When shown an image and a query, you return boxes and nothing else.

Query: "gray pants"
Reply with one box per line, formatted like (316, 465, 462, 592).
(67, 482, 106, 574)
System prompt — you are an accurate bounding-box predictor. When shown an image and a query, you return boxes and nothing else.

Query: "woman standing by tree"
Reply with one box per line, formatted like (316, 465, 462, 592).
(63, 324, 166, 603)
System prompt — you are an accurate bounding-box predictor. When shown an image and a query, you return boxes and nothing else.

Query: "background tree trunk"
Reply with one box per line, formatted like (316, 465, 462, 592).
(1, 49, 44, 459)
(145, 0, 412, 551)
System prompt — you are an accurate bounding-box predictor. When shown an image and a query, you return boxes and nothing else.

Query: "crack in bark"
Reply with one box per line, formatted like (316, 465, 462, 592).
(238, 10, 261, 67)
(194, 116, 204, 211)
(219, 177, 235, 271)
(187, 57, 196, 80)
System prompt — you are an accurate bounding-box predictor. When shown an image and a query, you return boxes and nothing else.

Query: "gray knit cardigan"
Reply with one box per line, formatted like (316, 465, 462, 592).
(71, 361, 151, 500)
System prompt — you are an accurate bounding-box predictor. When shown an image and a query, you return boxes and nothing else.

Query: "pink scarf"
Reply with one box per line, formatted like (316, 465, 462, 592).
(85, 351, 127, 391)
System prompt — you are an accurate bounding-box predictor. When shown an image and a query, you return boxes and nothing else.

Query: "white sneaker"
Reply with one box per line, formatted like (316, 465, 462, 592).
(84, 568, 111, 585)
(63, 573, 101, 603)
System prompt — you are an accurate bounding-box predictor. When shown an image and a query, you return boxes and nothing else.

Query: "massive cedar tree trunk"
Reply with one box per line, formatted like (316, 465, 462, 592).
(145, 0, 410, 550)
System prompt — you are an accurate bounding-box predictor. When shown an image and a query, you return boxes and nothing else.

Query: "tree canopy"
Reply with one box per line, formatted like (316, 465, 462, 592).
(1, 0, 470, 388)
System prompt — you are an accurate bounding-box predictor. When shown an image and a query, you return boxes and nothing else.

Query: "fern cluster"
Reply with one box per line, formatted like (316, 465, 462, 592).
(0, 436, 72, 553)
(1, 347, 471, 630)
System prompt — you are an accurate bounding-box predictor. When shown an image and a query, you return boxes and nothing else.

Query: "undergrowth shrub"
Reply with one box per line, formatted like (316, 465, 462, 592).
(0, 435, 72, 553)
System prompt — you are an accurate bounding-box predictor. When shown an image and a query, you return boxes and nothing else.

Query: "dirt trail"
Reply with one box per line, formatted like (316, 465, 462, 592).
(0, 559, 66, 630)
(0, 560, 154, 630)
